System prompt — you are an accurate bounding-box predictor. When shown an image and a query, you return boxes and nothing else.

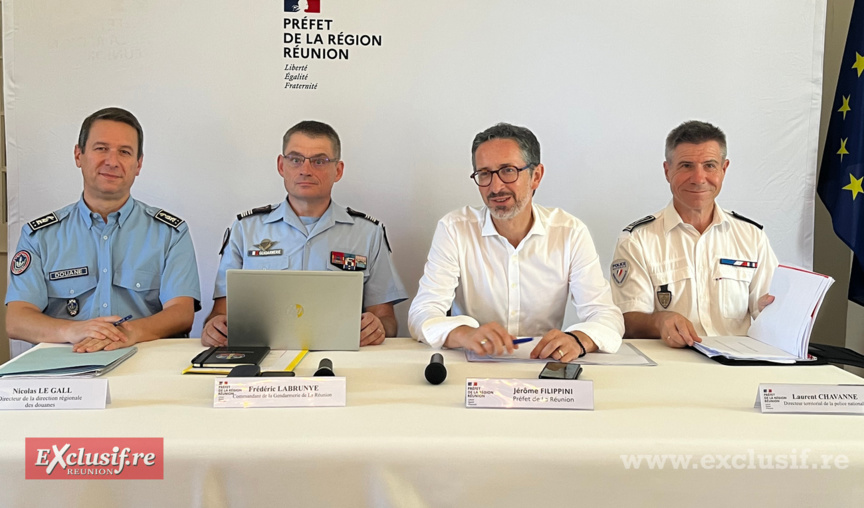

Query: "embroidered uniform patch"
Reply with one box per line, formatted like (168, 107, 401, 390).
(11, 251, 31, 275)
(248, 238, 283, 257)
(28, 213, 60, 232)
(49, 267, 89, 281)
(611, 259, 629, 285)
(154, 210, 185, 229)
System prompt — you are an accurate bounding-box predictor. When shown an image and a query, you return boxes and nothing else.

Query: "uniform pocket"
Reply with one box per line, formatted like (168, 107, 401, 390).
(714, 264, 754, 319)
(46, 274, 98, 298)
(648, 266, 693, 310)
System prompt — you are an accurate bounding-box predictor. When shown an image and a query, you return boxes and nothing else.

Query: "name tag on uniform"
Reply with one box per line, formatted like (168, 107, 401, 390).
(49, 267, 89, 281)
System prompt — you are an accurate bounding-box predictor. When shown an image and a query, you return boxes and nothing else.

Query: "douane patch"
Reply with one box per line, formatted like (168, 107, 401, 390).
(11, 250, 31, 275)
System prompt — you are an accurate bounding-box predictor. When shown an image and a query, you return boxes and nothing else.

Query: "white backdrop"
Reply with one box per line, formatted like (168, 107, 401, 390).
(3, 0, 825, 336)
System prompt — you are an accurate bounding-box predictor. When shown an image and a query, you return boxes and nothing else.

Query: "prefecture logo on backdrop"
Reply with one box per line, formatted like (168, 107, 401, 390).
(284, 0, 320, 13)
(281, 0, 383, 91)
(25, 438, 163, 479)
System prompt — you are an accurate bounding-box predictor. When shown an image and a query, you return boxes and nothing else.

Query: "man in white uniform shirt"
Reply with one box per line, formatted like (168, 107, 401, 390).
(408, 123, 624, 360)
(610, 120, 778, 348)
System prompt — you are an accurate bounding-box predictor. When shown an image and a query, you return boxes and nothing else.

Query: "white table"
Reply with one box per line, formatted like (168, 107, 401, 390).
(1, 339, 862, 507)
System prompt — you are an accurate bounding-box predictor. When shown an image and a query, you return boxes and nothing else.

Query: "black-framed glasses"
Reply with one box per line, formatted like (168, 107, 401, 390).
(281, 154, 339, 169)
(470, 163, 534, 187)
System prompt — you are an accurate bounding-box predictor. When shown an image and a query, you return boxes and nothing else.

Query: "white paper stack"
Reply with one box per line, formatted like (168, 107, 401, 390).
(694, 265, 834, 363)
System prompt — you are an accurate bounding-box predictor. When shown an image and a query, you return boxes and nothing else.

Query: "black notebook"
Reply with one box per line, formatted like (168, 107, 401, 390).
(190, 346, 270, 369)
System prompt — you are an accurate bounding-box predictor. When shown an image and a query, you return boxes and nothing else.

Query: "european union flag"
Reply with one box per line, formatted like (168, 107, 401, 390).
(818, 2, 864, 306)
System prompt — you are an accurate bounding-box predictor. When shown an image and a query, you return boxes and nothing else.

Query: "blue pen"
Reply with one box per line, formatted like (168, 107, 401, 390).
(512, 337, 534, 345)
(113, 315, 133, 326)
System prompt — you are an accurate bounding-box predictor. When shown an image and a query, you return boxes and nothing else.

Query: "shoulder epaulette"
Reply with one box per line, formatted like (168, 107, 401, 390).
(731, 211, 763, 230)
(623, 215, 656, 233)
(152, 209, 185, 230)
(27, 212, 61, 232)
(347, 207, 392, 252)
(237, 204, 273, 221)
(218, 228, 230, 256)
(346, 207, 380, 225)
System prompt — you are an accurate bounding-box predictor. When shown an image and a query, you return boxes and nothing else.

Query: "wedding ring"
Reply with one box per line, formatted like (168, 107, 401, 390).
(557, 348, 565, 359)
(480, 339, 488, 346)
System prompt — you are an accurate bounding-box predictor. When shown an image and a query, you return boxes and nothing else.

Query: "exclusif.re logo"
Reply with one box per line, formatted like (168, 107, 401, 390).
(26, 438, 163, 479)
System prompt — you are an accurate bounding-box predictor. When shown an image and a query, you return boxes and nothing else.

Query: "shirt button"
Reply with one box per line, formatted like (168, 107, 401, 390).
(103, 268, 108, 273)
(103, 235, 108, 240)
(135, 283, 141, 288)
(102, 303, 108, 308)
(69, 289, 74, 295)
(511, 283, 517, 288)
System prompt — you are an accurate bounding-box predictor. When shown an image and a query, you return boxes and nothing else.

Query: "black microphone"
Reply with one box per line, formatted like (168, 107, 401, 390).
(227, 365, 261, 377)
(425, 353, 447, 385)
(314, 358, 335, 376)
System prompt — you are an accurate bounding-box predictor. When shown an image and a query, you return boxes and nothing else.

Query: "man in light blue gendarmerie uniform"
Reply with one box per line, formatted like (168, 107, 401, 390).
(5, 107, 201, 356)
(201, 120, 407, 347)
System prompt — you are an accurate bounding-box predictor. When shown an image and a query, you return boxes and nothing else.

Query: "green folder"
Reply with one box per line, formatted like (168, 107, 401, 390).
(0, 346, 137, 377)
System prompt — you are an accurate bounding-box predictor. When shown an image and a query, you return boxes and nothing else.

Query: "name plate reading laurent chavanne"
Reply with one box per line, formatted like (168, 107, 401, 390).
(465, 378, 593, 410)
(756, 384, 864, 415)
(213, 377, 346, 408)
(0, 379, 110, 410)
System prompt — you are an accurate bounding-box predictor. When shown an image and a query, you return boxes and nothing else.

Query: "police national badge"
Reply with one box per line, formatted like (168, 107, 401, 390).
(656, 284, 672, 309)
(611, 259, 628, 285)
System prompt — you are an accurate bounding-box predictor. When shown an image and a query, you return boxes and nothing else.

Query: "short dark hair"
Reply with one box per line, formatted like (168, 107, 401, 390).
(282, 120, 341, 159)
(665, 120, 727, 161)
(471, 123, 540, 171)
(78, 107, 144, 159)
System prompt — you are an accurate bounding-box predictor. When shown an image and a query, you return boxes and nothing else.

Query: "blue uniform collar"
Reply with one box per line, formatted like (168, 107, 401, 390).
(269, 198, 352, 236)
(76, 195, 136, 229)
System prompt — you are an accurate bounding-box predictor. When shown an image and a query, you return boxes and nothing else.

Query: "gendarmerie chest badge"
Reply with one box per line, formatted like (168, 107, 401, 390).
(331, 251, 367, 271)
(657, 284, 672, 309)
(248, 239, 283, 257)
(66, 298, 80, 317)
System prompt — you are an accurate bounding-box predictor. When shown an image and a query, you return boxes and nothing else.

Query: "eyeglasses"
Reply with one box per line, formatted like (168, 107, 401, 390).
(281, 154, 339, 169)
(470, 163, 534, 187)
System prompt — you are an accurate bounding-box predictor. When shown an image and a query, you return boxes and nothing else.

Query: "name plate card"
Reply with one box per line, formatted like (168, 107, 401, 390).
(0, 379, 109, 410)
(213, 377, 346, 408)
(465, 378, 593, 410)
(756, 384, 864, 415)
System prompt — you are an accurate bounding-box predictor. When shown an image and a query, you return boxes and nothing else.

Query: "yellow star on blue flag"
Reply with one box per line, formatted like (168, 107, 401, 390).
(842, 173, 864, 200)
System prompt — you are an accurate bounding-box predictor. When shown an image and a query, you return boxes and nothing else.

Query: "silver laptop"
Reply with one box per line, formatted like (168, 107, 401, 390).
(226, 270, 363, 351)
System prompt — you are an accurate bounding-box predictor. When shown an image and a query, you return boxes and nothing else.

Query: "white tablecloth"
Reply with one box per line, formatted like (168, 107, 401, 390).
(1, 339, 862, 507)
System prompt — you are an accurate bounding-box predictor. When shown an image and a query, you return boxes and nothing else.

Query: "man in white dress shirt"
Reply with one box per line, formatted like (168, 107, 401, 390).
(408, 123, 624, 360)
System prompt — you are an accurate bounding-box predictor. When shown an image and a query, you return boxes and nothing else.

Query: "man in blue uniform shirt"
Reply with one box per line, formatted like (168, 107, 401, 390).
(201, 121, 407, 347)
(5, 107, 201, 355)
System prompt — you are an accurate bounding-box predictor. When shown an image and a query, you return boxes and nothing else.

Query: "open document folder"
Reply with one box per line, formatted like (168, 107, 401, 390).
(694, 265, 834, 363)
